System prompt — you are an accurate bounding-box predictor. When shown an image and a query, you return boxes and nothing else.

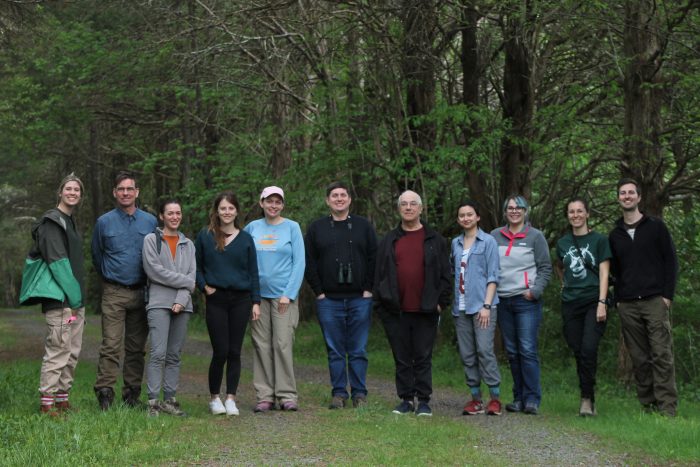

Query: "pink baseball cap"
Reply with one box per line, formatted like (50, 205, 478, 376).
(260, 186, 285, 200)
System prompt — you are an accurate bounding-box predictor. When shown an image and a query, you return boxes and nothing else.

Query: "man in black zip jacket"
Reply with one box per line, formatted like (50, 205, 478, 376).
(609, 178, 679, 416)
(305, 181, 377, 409)
(374, 190, 451, 417)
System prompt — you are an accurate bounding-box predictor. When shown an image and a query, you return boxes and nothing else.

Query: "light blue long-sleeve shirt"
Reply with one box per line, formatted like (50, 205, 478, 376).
(451, 228, 500, 315)
(92, 208, 157, 286)
(244, 218, 305, 300)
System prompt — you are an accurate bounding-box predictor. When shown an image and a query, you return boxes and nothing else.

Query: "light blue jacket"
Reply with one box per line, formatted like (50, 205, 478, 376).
(451, 228, 500, 316)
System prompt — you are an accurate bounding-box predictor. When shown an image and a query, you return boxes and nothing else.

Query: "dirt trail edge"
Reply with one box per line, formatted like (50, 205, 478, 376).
(3, 309, 633, 466)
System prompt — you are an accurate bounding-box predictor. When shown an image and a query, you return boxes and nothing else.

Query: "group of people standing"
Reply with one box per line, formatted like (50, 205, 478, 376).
(22, 173, 679, 419)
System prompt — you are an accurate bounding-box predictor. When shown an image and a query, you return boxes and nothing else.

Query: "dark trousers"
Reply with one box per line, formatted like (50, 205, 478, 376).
(381, 311, 439, 402)
(561, 299, 606, 401)
(205, 290, 251, 395)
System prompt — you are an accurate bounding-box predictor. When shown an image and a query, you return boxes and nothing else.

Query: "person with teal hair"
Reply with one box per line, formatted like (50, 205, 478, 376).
(491, 195, 552, 415)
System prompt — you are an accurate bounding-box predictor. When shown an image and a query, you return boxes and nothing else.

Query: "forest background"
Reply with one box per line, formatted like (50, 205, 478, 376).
(1, 1, 699, 393)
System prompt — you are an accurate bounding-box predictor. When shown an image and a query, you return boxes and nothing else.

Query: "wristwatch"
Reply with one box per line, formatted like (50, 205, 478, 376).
(483, 303, 492, 310)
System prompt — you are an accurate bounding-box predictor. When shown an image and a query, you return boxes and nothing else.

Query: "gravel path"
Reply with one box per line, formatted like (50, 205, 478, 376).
(3, 309, 635, 466)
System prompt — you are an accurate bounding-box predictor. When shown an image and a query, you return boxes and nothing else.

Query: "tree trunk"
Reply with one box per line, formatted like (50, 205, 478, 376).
(400, 1, 437, 204)
(622, 0, 666, 217)
(87, 121, 102, 222)
(460, 3, 498, 231)
(500, 4, 535, 201)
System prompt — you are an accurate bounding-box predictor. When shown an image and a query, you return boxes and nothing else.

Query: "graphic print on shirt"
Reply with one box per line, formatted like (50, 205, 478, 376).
(564, 244, 594, 279)
(257, 233, 279, 251)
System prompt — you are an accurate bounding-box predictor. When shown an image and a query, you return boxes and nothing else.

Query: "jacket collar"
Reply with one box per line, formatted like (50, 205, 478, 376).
(498, 223, 530, 256)
(614, 213, 648, 230)
(456, 228, 488, 246)
(393, 220, 435, 239)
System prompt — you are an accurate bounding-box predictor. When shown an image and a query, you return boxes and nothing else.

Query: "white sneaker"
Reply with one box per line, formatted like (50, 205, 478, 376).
(224, 398, 239, 416)
(209, 398, 226, 415)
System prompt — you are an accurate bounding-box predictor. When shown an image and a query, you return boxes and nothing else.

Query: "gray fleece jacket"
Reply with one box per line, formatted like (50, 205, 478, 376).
(143, 229, 196, 312)
(490, 224, 552, 299)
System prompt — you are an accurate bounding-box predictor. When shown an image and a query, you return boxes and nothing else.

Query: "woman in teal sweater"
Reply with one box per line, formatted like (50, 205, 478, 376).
(195, 191, 260, 416)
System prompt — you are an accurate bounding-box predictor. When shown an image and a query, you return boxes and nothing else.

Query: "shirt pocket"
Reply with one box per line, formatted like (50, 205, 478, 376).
(103, 226, 128, 252)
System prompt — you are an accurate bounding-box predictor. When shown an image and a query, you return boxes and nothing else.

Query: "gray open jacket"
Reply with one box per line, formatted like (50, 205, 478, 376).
(142, 229, 196, 312)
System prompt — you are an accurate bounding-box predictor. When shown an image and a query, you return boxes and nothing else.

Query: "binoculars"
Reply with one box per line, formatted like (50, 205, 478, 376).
(337, 262, 353, 284)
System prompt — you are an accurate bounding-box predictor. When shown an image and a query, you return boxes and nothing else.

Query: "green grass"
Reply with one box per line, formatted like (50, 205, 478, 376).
(293, 317, 700, 464)
(2, 310, 699, 465)
(0, 358, 496, 465)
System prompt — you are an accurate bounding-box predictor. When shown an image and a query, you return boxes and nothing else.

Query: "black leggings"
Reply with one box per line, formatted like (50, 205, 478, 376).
(562, 299, 606, 400)
(205, 290, 251, 395)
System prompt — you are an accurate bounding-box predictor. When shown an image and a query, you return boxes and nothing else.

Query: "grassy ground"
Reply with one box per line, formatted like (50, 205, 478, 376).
(294, 319, 700, 464)
(1, 310, 699, 465)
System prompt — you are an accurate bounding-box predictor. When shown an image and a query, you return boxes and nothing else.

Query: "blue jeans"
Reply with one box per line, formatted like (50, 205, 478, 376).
(316, 296, 372, 399)
(497, 295, 542, 407)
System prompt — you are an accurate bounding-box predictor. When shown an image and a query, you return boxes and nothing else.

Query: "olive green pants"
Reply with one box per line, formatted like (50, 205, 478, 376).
(94, 282, 148, 394)
(618, 296, 678, 415)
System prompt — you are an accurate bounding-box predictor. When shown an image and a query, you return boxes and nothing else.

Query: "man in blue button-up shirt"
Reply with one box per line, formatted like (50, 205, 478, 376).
(92, 171, 157, 410)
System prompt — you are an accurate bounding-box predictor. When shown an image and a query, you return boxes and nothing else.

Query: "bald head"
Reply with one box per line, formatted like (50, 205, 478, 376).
(398, 190, 423, 229)
(397, 190, 422, 208)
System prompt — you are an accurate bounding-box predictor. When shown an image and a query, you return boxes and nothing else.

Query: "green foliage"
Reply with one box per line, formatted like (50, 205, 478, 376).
(0, 1, 699, 393)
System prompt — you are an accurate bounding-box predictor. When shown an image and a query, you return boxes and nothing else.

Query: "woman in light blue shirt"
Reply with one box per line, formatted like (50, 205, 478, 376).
(244, 186, 305, 412)
(451, 200, 502, 416)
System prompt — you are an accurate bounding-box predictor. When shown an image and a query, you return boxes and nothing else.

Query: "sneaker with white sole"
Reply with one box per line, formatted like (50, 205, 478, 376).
(579, 398, 595, 417)
(224, 398, 240, 416)
(209, 397, 226, 415)
(415, 401, 432, 417)
(162, 397, 187, 417)
(392, 399, 414, 414)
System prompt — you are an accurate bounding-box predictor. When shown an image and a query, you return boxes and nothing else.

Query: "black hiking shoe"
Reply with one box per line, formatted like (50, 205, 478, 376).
(96, 387, 114, 411)
(122, 386, 145, 409)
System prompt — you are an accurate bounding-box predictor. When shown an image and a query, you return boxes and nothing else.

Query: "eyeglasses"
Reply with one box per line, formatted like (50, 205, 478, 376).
(506, 206, 524, 212)
(115, 187, 137, 193)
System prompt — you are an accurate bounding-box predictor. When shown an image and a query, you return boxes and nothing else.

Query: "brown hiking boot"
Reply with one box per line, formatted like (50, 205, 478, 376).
(328, 396, 346, 409)
(55, 400, 75, 412)
(39, 404, 60, 417)
(352, 395, 367, 409)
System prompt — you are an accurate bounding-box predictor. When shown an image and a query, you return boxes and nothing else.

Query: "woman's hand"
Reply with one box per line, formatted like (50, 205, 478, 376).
(523, 290, 535, 301)
(251, 303, 261, 321)
(477, 308, 490, 329)
(596, 302, 607, 322)
(278, 296, 290, 314)
(172, 303, 184, 314)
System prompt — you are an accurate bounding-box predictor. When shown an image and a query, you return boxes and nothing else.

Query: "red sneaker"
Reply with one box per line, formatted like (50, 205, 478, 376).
(486, 398, 502, 416)
(462, 399, 484, 415)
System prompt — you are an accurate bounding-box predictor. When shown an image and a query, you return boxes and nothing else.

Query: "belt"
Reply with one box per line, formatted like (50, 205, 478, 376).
(103, 278, 146, 290)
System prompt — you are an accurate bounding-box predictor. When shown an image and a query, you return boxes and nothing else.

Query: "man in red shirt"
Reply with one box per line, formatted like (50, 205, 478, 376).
(373, 191, 452, 416)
